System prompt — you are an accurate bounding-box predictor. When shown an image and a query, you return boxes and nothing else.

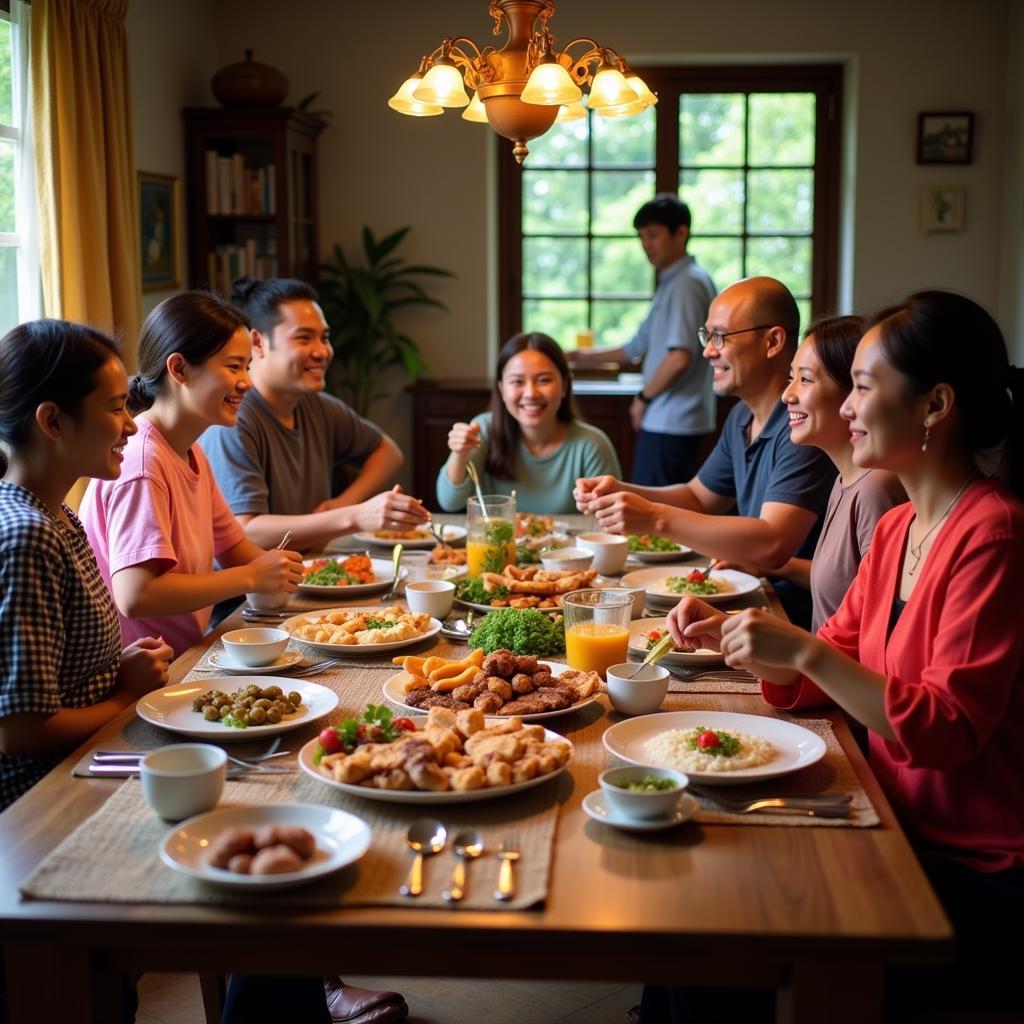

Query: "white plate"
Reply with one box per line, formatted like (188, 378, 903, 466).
(381, 660, 600, 722)
(627, 617, 724, 667)
(298, 556, 407, 597)
(621, 566, 762, 607)
(281, 608, 442, 655)
(603, 711, 827, 786)
(352, 525, 468, 549)
(626, 538, 692, 562)
(452, 572, 601, 614)
(582, 790, 698, 832)
(136, 678, 339, 742)
(160, 803, 371, 891)
(206, 650, 306, 675)
(298, 719, 572, 804)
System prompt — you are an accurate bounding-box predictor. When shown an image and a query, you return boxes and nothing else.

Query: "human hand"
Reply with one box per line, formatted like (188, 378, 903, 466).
(719, 608, 815, 676)
(629, 396, 646, 431)
(118, 636, 173, 698)
(352, 485, 430, 532)
(247, 547, 304, 594)
(666, 597, 726, 652)
(585, 490, 658, 535)
(447, 421, 481, 457)
(572, 474, 622, 514)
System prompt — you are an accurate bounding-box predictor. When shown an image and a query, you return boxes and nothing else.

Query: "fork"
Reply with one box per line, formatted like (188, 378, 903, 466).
(689, 784, 853, 817)
(494, 835, 520, 902)
(289, 658, 340, 676)
(379, 544, 404, 604)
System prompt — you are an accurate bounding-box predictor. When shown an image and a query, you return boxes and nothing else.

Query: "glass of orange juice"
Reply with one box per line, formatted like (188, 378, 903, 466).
(563, 588, 634, 678)
(466, 495, 516, 577)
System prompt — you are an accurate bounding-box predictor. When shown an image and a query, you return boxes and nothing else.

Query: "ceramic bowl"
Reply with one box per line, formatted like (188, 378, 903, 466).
(221, 627, 290, 667)
(404, 580, 455, 618)
(141, 744, 227, 821)
(245, 591, 291, 611)
(576, 533, 630, 575)
(539, 547, 594, 572)
(599, 764, 689, 820)
(605, 662, 669, 716)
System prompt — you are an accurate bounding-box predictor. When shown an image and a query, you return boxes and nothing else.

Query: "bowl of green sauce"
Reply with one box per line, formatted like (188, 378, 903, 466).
(599, 765, 689, 819)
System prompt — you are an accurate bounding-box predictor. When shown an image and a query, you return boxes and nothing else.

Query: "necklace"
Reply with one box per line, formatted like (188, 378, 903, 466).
(907, 472, 976, 576)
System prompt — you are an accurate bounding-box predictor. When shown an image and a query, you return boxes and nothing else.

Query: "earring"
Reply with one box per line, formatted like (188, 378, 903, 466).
(921, 423, 931, 452)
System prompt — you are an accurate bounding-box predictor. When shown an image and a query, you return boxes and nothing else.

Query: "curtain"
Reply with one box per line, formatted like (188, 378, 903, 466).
(31, 0, 140, 350)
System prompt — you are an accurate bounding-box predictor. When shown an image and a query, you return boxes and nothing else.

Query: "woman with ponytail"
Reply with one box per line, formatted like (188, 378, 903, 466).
(79, 292, 303, 657)
(0, 320, 172, 811)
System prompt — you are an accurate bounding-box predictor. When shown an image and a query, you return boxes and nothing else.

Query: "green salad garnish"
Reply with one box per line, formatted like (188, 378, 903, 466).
(469, 608, 565, 656)
(686, 727, 741, 757)
(457, 576, 509, 605)
(303, 562, 362, 586)
(628, 534, 682, 553)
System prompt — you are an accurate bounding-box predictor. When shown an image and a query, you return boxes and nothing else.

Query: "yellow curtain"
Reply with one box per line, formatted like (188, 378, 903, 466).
(31, 0, 141, 349)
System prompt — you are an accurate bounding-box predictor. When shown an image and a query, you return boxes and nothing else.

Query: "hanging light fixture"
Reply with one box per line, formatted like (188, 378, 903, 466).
(388, 0, 655, 164)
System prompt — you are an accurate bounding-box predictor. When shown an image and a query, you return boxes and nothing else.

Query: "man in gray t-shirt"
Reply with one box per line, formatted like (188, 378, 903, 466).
(199, 278, 429, 552)
(570, 193, 716, 486)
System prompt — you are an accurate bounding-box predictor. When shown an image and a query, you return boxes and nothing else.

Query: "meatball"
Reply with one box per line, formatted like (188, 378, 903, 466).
(510, 673, 536, 695)
(451, 683, 483, 703)
(532, 671, 555, 688)
(482, 650, 515, 677)
(485, 677, 513, 701)
(512, 654, 539, 674)
(473, 692, 503, 714)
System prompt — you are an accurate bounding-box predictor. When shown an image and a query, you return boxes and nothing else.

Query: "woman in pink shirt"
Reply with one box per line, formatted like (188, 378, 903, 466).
(654, 291, 1024, 1021)
(80, 292, 303, 656)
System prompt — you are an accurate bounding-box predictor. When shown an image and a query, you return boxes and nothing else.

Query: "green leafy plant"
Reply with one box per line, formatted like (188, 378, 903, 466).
(318, 226, 454, 417)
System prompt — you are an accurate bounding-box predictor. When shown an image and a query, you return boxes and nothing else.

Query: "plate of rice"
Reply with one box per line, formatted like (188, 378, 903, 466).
(602, 711, 826, 785)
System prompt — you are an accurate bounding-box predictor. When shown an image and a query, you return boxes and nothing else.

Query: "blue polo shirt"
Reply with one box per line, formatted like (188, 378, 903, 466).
(697, 398, 836, 626)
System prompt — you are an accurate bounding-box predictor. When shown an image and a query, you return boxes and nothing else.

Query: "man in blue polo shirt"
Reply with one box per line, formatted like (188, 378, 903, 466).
(574, 276, 836, 627)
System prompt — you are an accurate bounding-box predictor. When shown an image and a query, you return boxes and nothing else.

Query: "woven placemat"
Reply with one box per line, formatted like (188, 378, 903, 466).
(665, 669, 761, 694)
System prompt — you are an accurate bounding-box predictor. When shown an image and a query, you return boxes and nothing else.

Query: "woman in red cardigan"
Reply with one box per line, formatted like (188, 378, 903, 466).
(656, 290, 1024, 1021)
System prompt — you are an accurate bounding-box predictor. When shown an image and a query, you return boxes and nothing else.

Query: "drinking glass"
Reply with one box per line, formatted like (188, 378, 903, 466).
(466, 495, 516, 576)
(562, 588, 634, 678)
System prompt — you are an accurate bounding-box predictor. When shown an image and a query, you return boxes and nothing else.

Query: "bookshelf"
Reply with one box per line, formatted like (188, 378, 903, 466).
(183, 107, 325, 295)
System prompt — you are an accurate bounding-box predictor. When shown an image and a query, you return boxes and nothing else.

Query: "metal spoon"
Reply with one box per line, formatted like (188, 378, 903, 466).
(399, 818, 447, 897)
(379, 543, 404, 604)
(465, 461, 488, 515)
(442, 830, 484, 903)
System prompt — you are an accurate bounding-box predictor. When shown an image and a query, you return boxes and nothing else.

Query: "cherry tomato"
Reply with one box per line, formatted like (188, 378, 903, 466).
(318, 727, 342, 754)
(686, 570, 704, 583)
(696, 729, 720, 750)
(393, 717, 416, 732)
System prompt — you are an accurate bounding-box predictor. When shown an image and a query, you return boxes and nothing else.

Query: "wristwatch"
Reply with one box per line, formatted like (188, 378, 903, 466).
(636, 392, 653, 404)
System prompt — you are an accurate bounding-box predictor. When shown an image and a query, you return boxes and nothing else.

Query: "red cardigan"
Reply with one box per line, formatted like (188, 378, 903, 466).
(763, 478, 1024, 872)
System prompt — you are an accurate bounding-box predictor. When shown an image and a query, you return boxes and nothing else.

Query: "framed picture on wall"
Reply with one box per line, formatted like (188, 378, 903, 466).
(920, 186, 965, 233)
(917, 112, 973, 164)
(139, 172, 180, 292)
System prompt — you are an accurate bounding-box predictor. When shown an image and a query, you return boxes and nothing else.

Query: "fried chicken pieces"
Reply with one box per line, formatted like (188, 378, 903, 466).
(318, 706, 573, 793)
(292, 606, 432, 646)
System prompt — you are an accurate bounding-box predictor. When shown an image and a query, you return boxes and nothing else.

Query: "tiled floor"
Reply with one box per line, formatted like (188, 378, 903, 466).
(136, 973, 641, 1024)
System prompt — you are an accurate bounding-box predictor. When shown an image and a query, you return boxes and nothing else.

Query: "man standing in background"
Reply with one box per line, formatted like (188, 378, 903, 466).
(569, 193, 716, 485)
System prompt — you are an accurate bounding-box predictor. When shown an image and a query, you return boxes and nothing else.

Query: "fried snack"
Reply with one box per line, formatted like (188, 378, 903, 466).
(293, 606, 432, 646)
(426, 706, 459, 731)
(430, 544, 467, 566)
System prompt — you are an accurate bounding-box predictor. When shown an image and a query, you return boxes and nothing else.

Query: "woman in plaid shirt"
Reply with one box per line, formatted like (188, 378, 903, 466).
(0, 320, 172, 811)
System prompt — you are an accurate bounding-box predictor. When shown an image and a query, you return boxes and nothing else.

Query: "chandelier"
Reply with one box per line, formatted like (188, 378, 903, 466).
(387, 0, 656, 164)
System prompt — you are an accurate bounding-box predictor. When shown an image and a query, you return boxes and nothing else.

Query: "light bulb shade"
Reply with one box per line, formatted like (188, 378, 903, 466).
(587, 66, 639, 110)
(596, 97, 647, 119)
(388, 75, 444, 117)
(521, 60, 583, 106)
(413, 61, 470, 108)
(461, 91, 489, 123)
(625, 73, 657, 108)
(556, 99, 587, 122)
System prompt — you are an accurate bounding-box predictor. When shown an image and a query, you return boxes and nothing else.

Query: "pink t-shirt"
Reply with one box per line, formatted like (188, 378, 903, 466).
(80, 418, 246, 657)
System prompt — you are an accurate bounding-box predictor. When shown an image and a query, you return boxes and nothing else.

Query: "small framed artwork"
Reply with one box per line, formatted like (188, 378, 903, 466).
(920, 186, 965, 233)
(138, 172, 180, 292)
(917, 111, 974, 164)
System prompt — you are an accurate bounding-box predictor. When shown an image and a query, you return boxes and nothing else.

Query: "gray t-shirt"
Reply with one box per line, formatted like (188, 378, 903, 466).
(199, 388, 384, 517)
(809, 469, 907, 634)
(622, 254, 716, 436)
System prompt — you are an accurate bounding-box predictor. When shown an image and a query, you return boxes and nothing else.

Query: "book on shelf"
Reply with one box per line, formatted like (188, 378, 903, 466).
(204, 150, 278, 216)
(206, 243, 279, 296)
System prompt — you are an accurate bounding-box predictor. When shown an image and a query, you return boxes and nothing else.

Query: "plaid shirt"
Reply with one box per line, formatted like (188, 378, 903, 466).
(0, 482, 121, 809)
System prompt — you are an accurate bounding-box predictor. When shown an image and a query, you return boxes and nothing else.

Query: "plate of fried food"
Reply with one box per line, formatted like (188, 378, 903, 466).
(298, 555, 407, 597)
(281, 606, 442, 655)
(383, 647, 601, 721)
(299, 705, 574, 803)
(454, 565, 601, 612)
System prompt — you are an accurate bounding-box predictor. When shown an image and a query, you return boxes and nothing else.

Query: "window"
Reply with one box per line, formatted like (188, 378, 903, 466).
(498, 65, 842, 349)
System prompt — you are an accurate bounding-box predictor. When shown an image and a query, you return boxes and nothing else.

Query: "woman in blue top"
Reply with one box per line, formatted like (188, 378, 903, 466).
(436, 332, 620, 514)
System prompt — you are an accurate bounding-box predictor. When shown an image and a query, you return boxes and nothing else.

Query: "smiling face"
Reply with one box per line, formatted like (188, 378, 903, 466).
(180, 327, 253, 429)
(64, 356, 137, 480)
(700, 284, 772, 399)
(253, 300, 332, 396)
(782, 336, 851, 452)
(637, 223, 688, 271)
(841, 327, 930, 471)
(497, 349, 567, 431)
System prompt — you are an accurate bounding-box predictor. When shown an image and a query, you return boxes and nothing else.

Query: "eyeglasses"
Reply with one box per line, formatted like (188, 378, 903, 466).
(697, 324, 776, 351)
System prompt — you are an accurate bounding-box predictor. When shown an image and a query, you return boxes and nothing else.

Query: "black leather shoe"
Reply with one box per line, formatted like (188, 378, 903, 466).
(323, 978, 409, 1024)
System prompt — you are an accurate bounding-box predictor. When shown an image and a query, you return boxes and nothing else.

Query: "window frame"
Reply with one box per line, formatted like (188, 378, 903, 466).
(497, 63, 843, 347)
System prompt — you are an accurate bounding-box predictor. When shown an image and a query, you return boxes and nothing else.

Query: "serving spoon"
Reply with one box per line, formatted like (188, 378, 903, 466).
(399, 818, 447, 897)
(465, 461, 488, 515)
(442, 829, 484, 902)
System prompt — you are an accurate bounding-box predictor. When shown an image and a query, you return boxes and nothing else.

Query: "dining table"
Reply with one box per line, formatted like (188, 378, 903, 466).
(0, 516, 952, 1024)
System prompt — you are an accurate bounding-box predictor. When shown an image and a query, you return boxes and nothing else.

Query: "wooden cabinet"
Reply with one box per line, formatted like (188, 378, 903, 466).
(183, 107, 324, 293)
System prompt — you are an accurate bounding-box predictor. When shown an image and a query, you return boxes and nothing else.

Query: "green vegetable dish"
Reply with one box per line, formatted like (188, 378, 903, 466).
(662, 575, 724, 597)
(469, 608, 565, 656)
(627, 534, 682, 553)
(456, 576, 510, 606)
(613, 775, 680, 792)
(303, 562, 364, 586)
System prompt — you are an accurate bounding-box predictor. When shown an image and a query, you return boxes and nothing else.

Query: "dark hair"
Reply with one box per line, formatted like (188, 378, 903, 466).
(128, 291, 249, 414)
(633, 193, 691, 233)
(230, 276, 319, 340)
(802, 314, 866, 391)
(869, 290, 1023, 497)
(0, 319, 121, 475)
(486, 333, 576, 482)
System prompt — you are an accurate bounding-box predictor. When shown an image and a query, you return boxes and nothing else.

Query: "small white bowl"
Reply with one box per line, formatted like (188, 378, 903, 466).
(141, 744, 227, 821)
(246, 591, 290, 611)
(599, 764, 689, 820)
(600, 585, 646, 619)
(221, 627, 290, 667)
(407, 564, 460, 584)
(404, 580, 455, 619)
(539, 547, 594, 572)
(605, 662, 669, 716)
(577, 532, 630, 575)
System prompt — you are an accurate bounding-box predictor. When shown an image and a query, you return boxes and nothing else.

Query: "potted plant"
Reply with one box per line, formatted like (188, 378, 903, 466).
(317, 226, 454, 417)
